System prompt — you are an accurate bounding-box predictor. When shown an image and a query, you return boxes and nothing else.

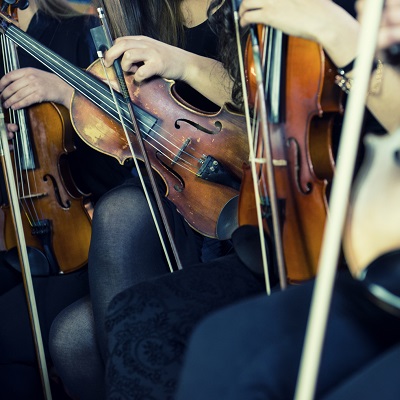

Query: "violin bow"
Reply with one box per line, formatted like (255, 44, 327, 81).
(0, 96, 52, 399)
(231, 0, 272, 293)
(294, 0, 385, 398)
(91, 7, 182, 272)
(231, 0, 287, 293)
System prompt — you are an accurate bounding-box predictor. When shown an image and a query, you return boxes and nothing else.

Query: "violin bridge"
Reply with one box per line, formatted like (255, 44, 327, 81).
(171, 138, 191, 166)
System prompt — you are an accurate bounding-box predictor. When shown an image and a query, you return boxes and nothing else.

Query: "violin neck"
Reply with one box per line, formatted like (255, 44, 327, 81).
(265, 27, 286, 124)
(0, 34, 35, 169)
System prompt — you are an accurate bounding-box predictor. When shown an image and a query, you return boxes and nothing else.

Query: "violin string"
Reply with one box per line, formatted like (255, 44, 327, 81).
(97, 5, 185, 271)
(98, 57, 178, 272)
(9, 36, 42, 225)
(253, 26, 288, 290)
(1, 35, 40, 226)
(231, 1, 272, 294)
(6, 26, 214, 172)
(14, 106, 44, 224)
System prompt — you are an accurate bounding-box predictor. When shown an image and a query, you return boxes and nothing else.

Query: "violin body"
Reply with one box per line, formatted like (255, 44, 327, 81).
(281, 36, 343, 282)
(71, 61, 249, 239)
(239, 32, 343, 283)
(1, 102, 92, 274)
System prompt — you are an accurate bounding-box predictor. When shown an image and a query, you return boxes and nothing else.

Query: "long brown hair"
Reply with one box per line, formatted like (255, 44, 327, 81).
(95, 0, 186, 46)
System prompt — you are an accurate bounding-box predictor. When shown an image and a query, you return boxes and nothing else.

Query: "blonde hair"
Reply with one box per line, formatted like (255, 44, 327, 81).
(34, 0, 81, 19)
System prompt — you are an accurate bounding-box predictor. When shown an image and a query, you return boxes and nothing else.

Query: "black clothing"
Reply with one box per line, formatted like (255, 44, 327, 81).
(0, 10, 128, 400)
(176, 267, 400, 400)
(175, 18, 221, 112)
(106, 252, 265, 400)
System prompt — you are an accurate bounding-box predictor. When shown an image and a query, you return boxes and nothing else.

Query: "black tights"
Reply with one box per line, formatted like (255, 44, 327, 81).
(50, 179, 202, 399)
(88, 181, 175, 358)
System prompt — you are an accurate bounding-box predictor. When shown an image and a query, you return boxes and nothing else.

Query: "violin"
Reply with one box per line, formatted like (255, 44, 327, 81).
(0, 3, 92, 274)
(0, 10, 249, 240)
(239, 25, 343, 284)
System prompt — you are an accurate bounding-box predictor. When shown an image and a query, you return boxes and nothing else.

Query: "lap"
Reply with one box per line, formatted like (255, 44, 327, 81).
(322, 343, 400, 400)
(0, 268, 89, 362)
(176, 269, 400, 400)
(105, 252, 265, 400)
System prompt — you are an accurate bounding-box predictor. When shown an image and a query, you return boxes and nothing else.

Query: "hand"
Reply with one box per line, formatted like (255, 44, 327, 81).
(238, 0, 336, 42)
(103, 35, 233, 107)
(356, 0, 400, 50)
(0, 68, 74, 110)
(238, 0, 359, 70)
(103, 36, 191, 83)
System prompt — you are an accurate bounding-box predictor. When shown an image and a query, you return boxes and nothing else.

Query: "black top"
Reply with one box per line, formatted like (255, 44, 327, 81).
(19, 11, 97, 72)
(174, 18, 221, 113)
(184, 18, 219, 60)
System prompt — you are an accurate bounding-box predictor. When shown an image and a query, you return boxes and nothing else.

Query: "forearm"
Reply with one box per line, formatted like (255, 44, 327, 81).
(180, 52, 234, 107)
(58, 83, 74, 109)
(314, 3, 399, 131)
(314, 2, 360, 69)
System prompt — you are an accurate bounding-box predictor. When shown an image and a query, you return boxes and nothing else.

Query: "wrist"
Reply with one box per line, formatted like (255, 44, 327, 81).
(334, 59, 384, 95)
(60, 86, 74, 109)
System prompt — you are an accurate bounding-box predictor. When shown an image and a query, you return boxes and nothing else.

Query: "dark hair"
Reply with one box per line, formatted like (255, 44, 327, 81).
(209, 0, 248, 107)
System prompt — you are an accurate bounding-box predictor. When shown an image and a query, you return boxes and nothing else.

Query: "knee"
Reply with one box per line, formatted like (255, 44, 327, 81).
(49, 297, 105, 399)
(92, 183, 149, 230)
(49, 297, 97, 366)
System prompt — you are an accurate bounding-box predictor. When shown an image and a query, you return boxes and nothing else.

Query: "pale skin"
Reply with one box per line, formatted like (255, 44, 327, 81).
(239, 0, 400, 132)
(0, 0, 73, 136)
(103, 0, 234, 108)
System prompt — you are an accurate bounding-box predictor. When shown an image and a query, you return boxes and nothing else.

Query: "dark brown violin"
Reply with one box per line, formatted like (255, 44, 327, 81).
(0, 11, 249, 240)
(239, 26, 343, 283)
(0, 9, 92, 274)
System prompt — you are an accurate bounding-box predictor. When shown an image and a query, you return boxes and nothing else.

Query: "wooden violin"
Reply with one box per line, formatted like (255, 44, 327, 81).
(238, 24, 343, 284)
(0, 10, 249, 240)
(0, 5, 92, 274)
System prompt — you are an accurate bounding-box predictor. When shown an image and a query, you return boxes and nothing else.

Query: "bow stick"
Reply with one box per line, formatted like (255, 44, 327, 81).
(91, 7, 182, 271)
(294, 0, 385, 398)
